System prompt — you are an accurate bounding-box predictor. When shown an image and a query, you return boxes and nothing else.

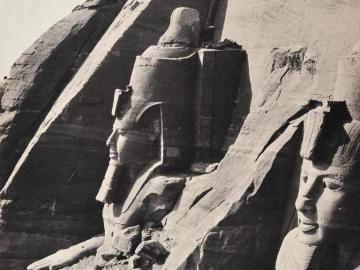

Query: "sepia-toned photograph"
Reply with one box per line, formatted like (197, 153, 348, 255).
(0, 0, 359, 269)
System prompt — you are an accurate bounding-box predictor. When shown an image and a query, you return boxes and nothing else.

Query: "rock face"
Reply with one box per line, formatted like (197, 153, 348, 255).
(160, 1, 360, 269)
(216, 0, 360, 104)
(0, 0, 127, 189)
(1, 1, 360, 270)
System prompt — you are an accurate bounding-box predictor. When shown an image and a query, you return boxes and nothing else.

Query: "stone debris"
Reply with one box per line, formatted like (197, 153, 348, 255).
(96, 242, 122, 265)
(201, 38, 242, 49)
(113, 225, 142, 254)
(128, 255, 150, 269)
(135, 240, 169, 264)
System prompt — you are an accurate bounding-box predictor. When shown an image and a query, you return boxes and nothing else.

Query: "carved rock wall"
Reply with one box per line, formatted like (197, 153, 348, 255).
(161, 1, 360, 269)
(215, 0, 360, 105)
(0, 1, 213, 269)
(2, 1, 360, 270)
(0, 0, 127, 189)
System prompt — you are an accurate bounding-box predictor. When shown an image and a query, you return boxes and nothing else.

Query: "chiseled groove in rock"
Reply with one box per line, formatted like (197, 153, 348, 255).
(189, 187, 213, 210)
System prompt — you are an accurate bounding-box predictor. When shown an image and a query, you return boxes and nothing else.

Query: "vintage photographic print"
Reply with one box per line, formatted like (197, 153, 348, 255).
(0, 0, 359, 269)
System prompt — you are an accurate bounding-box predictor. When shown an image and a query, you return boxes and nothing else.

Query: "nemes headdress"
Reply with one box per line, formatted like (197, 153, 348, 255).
(301, 41, 360, 183)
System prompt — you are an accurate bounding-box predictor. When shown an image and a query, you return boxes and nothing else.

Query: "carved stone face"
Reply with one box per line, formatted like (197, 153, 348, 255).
(296, 158, 360, 245)
(96, 7, 199, 205)
(106, 110, 161, 166)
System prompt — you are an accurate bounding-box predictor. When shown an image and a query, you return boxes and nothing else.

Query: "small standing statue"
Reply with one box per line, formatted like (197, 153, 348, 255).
(276, 41, 360, 270)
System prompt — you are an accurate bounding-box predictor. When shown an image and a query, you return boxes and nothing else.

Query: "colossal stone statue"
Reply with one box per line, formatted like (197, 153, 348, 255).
(98, 6, 200, 246)
(276, 41, 360, 270)
(28, 7, 201, 270)
(96, 6, 200, 205)
(27, 6, 243, 269)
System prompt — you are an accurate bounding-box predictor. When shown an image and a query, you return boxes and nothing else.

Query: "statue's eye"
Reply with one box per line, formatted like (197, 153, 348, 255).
(323, 178, 343, 191)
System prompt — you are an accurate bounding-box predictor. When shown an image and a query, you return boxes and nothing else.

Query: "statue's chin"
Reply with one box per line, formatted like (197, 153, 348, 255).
(297, 227, 325, 246)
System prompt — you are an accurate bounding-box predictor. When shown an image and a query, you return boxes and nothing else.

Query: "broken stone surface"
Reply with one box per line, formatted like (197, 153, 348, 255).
(112, 225, 141, 254)
(96, 242, 122, 265)
(103, 174, 186, 244)
(141, 222, 162, 242)
(161, 45, 321, 269)
(135, 240, 169, 264)
(0, 0, 127, 189)
(128, 254, 150, 269)
(216, 0, 360, 105)
(103, 258, 130, 270)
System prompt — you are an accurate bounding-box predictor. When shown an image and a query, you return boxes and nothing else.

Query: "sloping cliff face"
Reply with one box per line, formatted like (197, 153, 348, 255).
(0, 0, 127, 188)
(160, 1, 360, 269)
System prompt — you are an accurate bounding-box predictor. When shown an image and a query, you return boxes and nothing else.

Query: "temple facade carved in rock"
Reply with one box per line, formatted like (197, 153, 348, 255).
(0, 1, 360, 270)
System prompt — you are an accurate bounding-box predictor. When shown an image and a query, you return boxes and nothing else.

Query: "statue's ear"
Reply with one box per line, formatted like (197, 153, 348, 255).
(111, 86, 133, 117)
(135, 102, 162, 123)
(135, 102, 162, 140)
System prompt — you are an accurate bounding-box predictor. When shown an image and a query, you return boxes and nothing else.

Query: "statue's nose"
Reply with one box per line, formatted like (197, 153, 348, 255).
(295, 197, 315, 212)
(106, 129, 118, 148)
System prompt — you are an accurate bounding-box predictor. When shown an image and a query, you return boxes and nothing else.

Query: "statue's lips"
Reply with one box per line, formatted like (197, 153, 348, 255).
(299, 219, 319, 232)
(109, 151, 117, 159)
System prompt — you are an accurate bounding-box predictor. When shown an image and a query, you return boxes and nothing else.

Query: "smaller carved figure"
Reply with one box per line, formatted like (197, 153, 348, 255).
(276, 41, 360, 270)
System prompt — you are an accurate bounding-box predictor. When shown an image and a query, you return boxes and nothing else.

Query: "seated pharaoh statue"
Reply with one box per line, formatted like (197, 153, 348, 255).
(276, 41, 360, 270)
(97, 5, 200, 234)
(28, 7, 202, 270)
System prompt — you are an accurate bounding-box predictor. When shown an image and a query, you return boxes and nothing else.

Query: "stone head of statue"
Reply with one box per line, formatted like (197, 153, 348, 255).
(298, 115, 360, 245)
(296, 41, 360, 246)
(96, 7, 200, 204)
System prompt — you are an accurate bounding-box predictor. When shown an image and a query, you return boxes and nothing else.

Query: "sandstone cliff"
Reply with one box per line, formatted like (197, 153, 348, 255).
(0, 0, 127, 189)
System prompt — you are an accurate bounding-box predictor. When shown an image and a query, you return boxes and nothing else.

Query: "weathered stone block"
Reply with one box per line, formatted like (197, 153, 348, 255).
(113, 225, 141, 254)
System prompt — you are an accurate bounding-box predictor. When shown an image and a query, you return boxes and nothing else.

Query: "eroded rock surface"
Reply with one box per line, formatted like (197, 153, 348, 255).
(161, 46, 322, 269)
(0, 0, 127, 188)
